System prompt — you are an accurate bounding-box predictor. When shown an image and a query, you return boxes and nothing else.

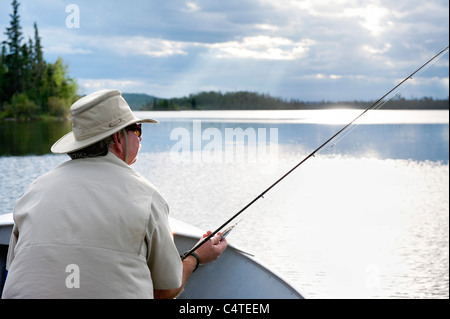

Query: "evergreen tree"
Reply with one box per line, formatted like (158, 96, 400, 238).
(0, 0, 78, 119)
(21, 38, 33, 94)
(4, 0, 23, 97)
(31, 22, 46, 107)
(0, 45, 8, 109)
(33, 23, 43, 67)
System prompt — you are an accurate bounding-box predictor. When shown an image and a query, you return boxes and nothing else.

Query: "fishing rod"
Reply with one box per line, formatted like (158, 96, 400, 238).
(181, 45, 449, 261)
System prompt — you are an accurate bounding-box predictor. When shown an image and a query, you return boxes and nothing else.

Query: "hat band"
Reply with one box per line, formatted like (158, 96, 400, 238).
(72, 113, 135, 141)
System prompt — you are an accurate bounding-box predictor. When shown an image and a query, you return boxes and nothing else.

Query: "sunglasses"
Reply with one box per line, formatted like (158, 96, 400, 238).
(125, 124, 142, 138)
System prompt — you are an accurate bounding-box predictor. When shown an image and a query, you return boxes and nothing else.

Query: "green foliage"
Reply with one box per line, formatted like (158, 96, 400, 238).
(122, 93, 156, 110)
(140, 91, 301, 111)
(4, 92, 39, 120)
(47, 96, 70, 118)
(0, 0, 78, 120)
(139, 91, 449, 111)
(153, 99, 179, 110)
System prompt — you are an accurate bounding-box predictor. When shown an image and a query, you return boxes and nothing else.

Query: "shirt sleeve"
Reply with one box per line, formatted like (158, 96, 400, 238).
(5, 224, 19, 270)
(145, 192, 182, 290)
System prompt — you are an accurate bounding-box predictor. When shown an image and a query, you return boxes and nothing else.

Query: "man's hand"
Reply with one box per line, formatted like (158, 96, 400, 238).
(195, 231, 228, 264)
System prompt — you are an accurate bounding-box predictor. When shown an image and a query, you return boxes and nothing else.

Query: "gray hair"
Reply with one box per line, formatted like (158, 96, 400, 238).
(68, 135, 114, 160)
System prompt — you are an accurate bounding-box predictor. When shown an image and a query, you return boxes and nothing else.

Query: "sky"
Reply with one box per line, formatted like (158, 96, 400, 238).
(0, 0, 449, 101)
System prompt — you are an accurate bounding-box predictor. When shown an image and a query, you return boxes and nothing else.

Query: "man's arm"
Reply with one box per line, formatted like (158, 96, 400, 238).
(154, 231, 227, 299)
(153, 254, 198, 299)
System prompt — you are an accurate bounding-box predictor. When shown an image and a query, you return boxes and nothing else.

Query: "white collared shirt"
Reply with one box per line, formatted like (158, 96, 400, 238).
(3, 152, 182, 298)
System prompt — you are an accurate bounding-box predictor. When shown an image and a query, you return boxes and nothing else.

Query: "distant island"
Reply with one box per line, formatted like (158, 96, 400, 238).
(124, 91, 449, 111)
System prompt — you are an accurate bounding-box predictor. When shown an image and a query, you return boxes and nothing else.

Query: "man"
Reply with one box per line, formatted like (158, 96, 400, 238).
(2, 89, 227, 298)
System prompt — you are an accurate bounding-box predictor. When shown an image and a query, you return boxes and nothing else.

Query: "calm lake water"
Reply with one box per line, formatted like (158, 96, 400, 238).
(0, 109, 448, 298)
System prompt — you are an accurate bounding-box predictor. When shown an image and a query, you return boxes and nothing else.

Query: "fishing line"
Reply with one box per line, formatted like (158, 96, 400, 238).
(322, 48, 449, 154)
(181, 45, 449, 261)
(323, 50, 448, 154)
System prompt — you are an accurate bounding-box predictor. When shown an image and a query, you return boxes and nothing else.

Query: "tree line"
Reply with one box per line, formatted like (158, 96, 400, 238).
(0, 0, 78, 120)
(141, 91, 449, 111)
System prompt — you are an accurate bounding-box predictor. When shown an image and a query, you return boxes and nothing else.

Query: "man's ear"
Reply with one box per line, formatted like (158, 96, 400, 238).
(111, 131, 125, 156)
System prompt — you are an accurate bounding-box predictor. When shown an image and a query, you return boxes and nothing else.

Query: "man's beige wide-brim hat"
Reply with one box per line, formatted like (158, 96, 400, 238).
(51, 89, 158, 154)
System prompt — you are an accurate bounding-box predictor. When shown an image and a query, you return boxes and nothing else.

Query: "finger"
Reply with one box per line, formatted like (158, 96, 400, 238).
(210, 234, 222, 245)
(209, 236, 217, 245)
(203, 231, 212, 238)
(218, 237, 227, 249)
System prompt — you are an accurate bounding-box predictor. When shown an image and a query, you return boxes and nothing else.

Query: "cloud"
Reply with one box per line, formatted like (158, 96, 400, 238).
(343, 5, 391, 36)
(182, 1, 201, 12)
(45, 31, 316, 62)
(362, 43, 392, 55)
(109, 35, 314, 61)
(398, 76, 450, 98)
(107, 36, 189, 57)
(41, 30, 190, 58)
(77, 78, 150, 94)
(206, 36, 315, 60)
(45, 44, 92, 55)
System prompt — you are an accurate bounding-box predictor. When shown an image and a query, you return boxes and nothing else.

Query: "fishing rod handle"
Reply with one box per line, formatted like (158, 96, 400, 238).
(181, 232, 217, 260)
(180, 228, 229, 261)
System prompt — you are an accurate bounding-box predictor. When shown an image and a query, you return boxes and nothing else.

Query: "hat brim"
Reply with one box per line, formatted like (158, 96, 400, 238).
(51, 117, 158, 154)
